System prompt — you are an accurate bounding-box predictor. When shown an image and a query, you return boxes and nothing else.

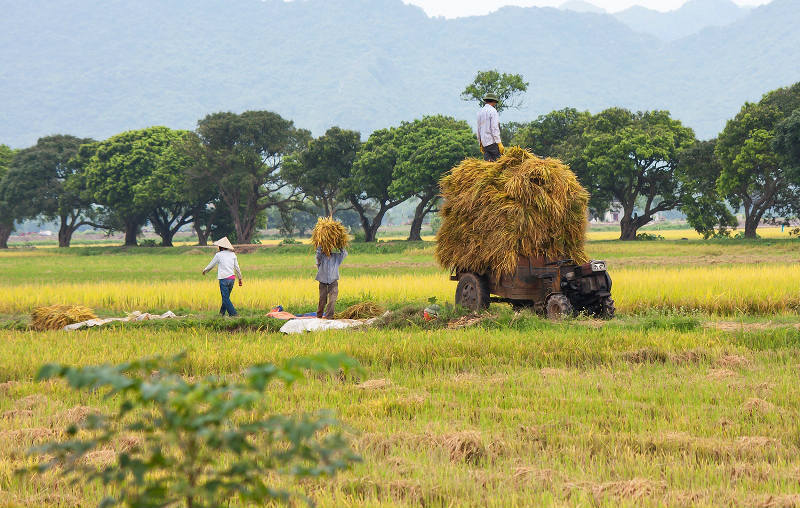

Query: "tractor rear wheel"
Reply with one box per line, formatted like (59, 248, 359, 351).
(455, 273, 490, 311)
(545, 293, 573, 320)
(595, 296, 615, 319)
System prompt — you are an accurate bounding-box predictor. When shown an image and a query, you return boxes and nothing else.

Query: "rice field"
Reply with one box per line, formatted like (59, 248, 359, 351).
(1, 237, 799, 507)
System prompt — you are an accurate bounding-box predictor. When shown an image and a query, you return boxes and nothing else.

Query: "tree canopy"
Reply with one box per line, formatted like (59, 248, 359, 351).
(282, 127, 361, 217)
(461, 70, 528, 112)
(188, 111, 311, 244)
(583, 108, 696, 240)
(716, 82, 800, 237)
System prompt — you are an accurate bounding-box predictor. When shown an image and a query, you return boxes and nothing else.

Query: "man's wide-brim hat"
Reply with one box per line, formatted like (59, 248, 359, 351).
(213, 237, 234, 250)
(483, 93, 499, 103)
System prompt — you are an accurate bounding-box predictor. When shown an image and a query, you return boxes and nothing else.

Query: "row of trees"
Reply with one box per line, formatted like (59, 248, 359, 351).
(0, 112, 477, 247)
(1, 77, 798, 247)
(507, 81, 800, 239)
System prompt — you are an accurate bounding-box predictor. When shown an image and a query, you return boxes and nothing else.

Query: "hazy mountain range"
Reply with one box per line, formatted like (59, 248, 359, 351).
(1, 0, 798, 148)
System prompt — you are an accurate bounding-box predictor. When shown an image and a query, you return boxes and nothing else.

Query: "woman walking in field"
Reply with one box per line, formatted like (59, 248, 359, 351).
(202, 237, 243, 317)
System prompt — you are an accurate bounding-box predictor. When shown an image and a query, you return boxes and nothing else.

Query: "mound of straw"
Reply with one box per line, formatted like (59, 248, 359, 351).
(335, 302, 385, 320)
(311, 217, 349, 256)
(31, 305, 97, 331)
(436, 146, 589, 277)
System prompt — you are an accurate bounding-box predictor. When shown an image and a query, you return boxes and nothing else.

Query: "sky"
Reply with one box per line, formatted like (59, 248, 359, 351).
(403, 0, 772, 17)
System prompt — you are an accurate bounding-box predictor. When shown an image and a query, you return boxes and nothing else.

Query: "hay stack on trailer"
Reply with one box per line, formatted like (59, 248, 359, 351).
(311, 217, 350, 255)
(436, 146, 589, 277)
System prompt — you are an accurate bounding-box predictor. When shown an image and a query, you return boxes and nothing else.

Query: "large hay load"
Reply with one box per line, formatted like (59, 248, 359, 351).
(436, 146, 589, 276)
(436, 147, 613, 319)
(311, 217, 350, 256)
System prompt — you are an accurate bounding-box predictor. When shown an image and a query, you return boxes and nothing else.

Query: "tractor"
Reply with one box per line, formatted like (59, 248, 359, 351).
(452, 255, 614, 319)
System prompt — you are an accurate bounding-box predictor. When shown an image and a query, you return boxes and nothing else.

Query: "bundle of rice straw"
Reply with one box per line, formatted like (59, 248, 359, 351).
(436, 146, 589, 277)
(31, 305, 98, 331)
(311, 216, 349, 256)
(334, 302, 385, 320)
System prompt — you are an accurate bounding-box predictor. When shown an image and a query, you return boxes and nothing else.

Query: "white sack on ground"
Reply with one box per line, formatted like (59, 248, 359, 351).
(64, 311, 178, 331)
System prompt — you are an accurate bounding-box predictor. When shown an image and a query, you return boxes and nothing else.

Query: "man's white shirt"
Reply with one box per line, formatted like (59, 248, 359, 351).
(476, 103, 501, 147)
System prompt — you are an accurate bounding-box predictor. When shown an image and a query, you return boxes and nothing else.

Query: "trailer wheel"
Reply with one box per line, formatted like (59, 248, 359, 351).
(595, 296, 615, 319)
(455, 273, 489, 311)
(546, 293, 573, 320)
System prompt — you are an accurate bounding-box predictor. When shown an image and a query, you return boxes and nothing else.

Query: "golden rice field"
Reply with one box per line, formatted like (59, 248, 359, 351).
(0, 264, 799, 315)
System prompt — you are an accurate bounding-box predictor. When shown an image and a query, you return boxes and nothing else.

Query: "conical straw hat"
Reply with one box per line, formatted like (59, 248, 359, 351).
(213, 237, 234, 250)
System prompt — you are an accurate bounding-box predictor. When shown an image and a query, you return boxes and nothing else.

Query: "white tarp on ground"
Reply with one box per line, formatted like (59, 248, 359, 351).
(64, 311, 178, 331)
(279, 318, 364, 334)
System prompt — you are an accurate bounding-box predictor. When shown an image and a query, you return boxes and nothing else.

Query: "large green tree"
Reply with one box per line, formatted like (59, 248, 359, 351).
(677, 140, 737, 238)
(583, 108, 696, 240)
(78, 127, 189, 246)
(342, 128, 406, 242)
(773, 109, 800, 219)
(131, 136, 204, 247)
(0, 144, 16, 248)
(716, 83, 800, 237)
(282, 127, 361, 216)
(1, 135, 96, 247)
(187, 111, 311, 244)
(390, 116, 479, 241)
(461, 70, 529, 112)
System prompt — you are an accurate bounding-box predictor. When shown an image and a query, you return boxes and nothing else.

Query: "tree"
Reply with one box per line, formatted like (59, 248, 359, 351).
(461, 70, 529, 112)
(390, 116, 479, 241)
(773, 109, 800, 220)
(132, 135, 202, 247)
(282, 127, 361, 216)
(716, 83, 800, 238)
(342, 128, 406, 242)
(583, 108, 696, 240)
(187, 111, 311, 244)
(78, 127, 187, 246)
(1, 135, 96, 247)
(677, 140, 737, 238)
(0, 144, 16, 248)
(511, 108, 609, 216)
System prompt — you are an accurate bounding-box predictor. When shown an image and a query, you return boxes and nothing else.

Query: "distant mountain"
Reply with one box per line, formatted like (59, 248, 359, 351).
(559, 0, 605, 14)
(0, 0, 798, 148)
(614, 0, 750, 41)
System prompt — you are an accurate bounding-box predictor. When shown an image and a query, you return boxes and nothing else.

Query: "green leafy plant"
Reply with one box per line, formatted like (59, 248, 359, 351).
(27, 352, 361, 508)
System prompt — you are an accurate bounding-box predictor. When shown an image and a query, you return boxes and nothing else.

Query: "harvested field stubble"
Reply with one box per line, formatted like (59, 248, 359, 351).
(436, 147, 589, 276)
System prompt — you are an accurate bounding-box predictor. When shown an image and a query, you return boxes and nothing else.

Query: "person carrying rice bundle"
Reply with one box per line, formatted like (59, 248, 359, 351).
(311, 217, 349, 319)
(202, 237, 243, 317)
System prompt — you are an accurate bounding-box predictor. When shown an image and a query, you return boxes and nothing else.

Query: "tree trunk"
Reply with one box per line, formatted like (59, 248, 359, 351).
(744, 214, 760, 239)
(58, 215, 72, 248)
(194, 222, 210, 246)
(619, 217, 639, 240)
(0, 223, 12, 249)
(407, 196, 435, 242)
(160, 230, 174, 247)
(124, 221, 139, 246)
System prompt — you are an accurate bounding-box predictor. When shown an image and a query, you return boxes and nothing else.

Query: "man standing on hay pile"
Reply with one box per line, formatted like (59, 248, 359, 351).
(202, 237, 243, 317)
(476, 93, 505, 162)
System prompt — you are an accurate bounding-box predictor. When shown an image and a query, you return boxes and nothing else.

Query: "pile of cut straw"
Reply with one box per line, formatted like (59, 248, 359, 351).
(335, 302, 385, 320)
(31, 305, 97, 331)
(436, 146, 589, 277)
(311, 217, 349, 256)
